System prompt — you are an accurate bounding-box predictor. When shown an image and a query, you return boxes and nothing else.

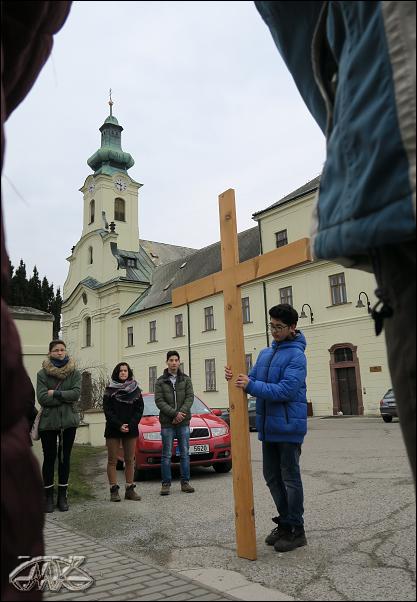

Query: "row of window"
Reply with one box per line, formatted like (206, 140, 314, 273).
(126, 273, 347, 346)
(147, 355, 253, 393)
(274, 230, 348, 304)
(127, 298, 250, 346)
(89, 198, 126, 224)
(82, 272, 348, 347)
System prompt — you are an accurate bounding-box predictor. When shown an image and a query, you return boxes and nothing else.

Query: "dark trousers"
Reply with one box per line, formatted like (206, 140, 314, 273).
(40, 427, 77, 487)
(374, 241, 416, 484)
(262, 441, 304, 527)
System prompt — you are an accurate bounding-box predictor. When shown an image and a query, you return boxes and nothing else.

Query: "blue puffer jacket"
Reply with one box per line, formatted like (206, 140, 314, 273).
(255, 1, 416, 267)
(245, 332, 307, 444)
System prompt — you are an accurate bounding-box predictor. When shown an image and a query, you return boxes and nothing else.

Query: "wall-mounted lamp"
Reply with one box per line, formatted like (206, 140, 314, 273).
(356, 291, 371, 314)
(300, 303, 314, 324)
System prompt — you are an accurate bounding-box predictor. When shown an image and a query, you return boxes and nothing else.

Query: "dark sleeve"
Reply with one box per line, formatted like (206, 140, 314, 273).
(134, 392, 144, 423)
(37, 370, 61, 407)
(56, 370, 81, 402)
(178, 378, 194, 414)
(155, 380, 177, 419)
(103, 394, 123, 430)
(25, 381, 37, 428)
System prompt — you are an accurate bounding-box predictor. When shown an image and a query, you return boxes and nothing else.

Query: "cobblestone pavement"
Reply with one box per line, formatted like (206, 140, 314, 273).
(43, 520, 239, 602)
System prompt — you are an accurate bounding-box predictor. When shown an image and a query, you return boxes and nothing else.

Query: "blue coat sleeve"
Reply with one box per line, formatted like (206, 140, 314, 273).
(245, 354, 306, 402)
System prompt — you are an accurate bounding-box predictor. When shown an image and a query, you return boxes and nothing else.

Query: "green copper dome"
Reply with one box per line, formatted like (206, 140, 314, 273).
(87, 111, 134, 175)
(104, 115, 119, 125)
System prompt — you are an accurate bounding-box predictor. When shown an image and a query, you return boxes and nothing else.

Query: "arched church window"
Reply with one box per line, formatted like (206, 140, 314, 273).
(90, 199, 95, 223)
(114, 197, 125, 221)
(88, 246, 93, 265)
(85, 317, 92, 347)
(334, 347, 353, 363)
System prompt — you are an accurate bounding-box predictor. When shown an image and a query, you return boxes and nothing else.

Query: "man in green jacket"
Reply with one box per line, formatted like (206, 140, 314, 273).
(155, 351, 195, 495)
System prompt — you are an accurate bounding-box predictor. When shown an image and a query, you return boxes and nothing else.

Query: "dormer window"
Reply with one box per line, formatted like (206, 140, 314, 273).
(126, 258, 137, 268)
(114, 197, 125, 221)
(89, 199, 95, 224)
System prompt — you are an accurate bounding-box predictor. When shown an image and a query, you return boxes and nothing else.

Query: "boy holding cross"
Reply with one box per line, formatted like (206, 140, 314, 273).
(226, 304, 308, 553)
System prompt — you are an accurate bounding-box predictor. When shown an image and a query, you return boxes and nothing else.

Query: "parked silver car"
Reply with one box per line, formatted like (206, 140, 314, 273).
(380, 389, 397, 423)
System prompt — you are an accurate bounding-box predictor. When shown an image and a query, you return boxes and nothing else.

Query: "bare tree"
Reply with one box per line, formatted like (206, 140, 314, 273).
(76, 362, 109, 417)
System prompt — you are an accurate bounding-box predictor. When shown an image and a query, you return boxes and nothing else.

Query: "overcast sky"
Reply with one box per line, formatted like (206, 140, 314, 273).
(2, 1, 325, 292)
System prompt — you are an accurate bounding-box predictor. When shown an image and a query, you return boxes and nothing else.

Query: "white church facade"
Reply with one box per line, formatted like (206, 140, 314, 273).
(62, 107, 392, 416)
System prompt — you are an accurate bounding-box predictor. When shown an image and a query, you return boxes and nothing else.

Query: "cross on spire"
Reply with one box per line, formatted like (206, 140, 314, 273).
(109, 88, 114, 116)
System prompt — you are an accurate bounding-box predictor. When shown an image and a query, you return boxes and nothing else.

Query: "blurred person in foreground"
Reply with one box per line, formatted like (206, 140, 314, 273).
(255, 1, 416, 483)
(1, 2, 72, 599)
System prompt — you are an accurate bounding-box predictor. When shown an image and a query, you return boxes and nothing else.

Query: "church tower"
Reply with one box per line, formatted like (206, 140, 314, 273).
(62, 97, 153, 373)
(82, 94, 141, 251)
(63, 96, 148, 300)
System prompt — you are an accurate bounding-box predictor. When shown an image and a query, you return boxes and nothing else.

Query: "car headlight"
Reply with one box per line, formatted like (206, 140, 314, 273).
(143, 432, 162, 440)
(211, 427, 228, 437)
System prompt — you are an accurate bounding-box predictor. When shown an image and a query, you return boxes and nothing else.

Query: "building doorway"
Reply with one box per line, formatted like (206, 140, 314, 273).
(329, 344, 364, 415)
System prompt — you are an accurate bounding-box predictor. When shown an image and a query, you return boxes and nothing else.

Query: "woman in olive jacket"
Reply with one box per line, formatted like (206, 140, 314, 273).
(103, 362, 144, 502)
(36, 339, 81, 513)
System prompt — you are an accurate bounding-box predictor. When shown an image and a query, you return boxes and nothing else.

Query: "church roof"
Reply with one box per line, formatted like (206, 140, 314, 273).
(252, 175, 321, 218)
(111, 244, 154, 283)
(122, 226, 260, 316)
(140, 239, 197, 267)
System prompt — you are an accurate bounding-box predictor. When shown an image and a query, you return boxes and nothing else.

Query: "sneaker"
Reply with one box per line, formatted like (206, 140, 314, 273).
(274, 525, 307, 553)
(124, 484, 141, 501)
(181, 481, 195, 493)
(160, 482, 171, 496)
(265, 517, 285, 546)
(110, 485, 121, 502)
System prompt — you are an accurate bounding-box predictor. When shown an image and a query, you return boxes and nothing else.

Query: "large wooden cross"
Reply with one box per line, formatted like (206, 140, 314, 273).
(172, 189, 311, 560)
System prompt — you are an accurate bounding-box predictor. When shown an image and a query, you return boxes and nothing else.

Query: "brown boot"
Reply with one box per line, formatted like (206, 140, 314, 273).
(110, 484, 121, 502)
(125, 484, 141, 501)
(181, 481, 195, 493)
(160, 482, 171, 496)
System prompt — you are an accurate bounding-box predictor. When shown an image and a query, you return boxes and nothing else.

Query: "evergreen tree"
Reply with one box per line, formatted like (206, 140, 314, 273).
(28, 266, 43, 310)
(51, 287, 63, 338)
(11, 260, 29, 306)
(5, 259, 14, 304)
(41, 276, 54, 313)
(8, 260, 62, 337)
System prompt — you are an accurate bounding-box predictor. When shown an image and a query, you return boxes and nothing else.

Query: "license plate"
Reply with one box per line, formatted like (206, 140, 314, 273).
(176, 444, 209, 455)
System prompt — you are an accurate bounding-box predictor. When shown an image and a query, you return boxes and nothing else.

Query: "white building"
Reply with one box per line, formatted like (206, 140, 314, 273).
(11, 306, 54, 395)
(62, 108, 391, 416)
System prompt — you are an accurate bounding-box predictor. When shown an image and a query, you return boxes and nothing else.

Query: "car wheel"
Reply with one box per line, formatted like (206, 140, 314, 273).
(213, 461, 232, 473)
(382, 415, 393, 423)
(116, 459, 124, 470)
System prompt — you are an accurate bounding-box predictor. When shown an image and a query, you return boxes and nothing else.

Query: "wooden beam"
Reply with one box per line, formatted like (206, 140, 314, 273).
(172, 238, 311, 307)
(219, 189, 257, 560)
(172, 272, 224, 308)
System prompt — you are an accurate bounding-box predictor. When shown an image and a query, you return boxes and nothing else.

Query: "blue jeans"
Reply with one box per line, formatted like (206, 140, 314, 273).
(161, 426, 190, 484)
(262, 441, 304, 527)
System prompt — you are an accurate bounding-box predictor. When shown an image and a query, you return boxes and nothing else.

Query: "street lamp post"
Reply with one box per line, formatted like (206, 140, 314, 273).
(356, 291, 371, 314)
(300, 303, 314, 324)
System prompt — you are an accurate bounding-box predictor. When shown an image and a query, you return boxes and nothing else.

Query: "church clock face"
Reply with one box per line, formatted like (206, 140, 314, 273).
(115, 177, 127, 192)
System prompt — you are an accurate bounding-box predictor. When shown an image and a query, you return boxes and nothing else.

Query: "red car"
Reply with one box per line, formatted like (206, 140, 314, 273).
(117, 393, 232, 480)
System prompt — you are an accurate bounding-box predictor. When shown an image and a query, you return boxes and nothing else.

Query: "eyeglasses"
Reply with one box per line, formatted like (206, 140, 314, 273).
(269, 323, 289, 333)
